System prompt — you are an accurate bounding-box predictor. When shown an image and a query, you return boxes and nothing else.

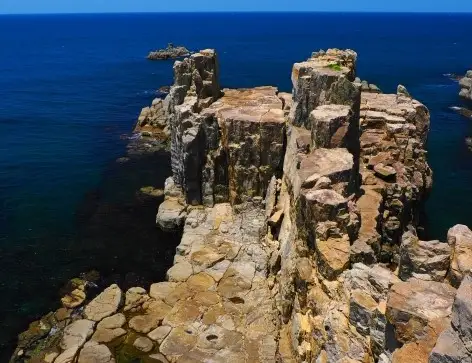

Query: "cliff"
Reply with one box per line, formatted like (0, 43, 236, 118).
(459, 70, 472, 101)
(11, 49, 472, 363)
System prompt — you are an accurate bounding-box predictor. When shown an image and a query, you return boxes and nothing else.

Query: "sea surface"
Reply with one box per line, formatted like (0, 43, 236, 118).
(1, 12, 472, 359)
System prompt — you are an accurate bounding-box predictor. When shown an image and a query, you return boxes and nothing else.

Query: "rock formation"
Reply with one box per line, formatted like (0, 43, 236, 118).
(147, 44, 191, 60)
(459, 70, 472, 100)
(134, 97, 170, 139)
(11, 49, 472, 363)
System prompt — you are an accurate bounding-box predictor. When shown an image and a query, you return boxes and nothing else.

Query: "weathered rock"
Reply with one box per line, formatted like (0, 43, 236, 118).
(156, 198, 187, 232)
(91, 328, 126, 344)
(55, 347, 80, 363)
(451, 273, 472, 345)
(147, 44, 191, 60)
(310, 104, 359, 158)
(159, 327, 198, 358)
(448, 224, 472, 286)
(61, 288, 86, 309)
(351, 188, 382, 264)
(350, 289, 378, 335)
(373, 163, 396, 180)
(430, 327, 472, 363)
(84, 284, 122, 322)
(397, 84, 411, 98)
(459, 71, 472, 100)
(387, 278, 456, 344)
(148, 326, 172, 343)
(60, 319, 95, 350)
(399, 231, 451, 282)
(316, 236, 350, 280)
(290, 49, 358, 128)
(124, 287, 149, 312)
(96, 313, 126, 330)
(77, 342, 115, 363)
(133, 336, 154, 353)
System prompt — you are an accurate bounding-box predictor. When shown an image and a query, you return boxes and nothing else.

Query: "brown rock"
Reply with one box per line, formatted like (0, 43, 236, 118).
(386, 278, 456, 344)
(448, 224, 472, 286)
(316, 236, 350, 280)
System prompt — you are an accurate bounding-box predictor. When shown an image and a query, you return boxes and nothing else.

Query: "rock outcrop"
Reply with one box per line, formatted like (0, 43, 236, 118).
(11, 48, 472, 363)
(147, 44, 191, 60)
(459, 70, 472, 100)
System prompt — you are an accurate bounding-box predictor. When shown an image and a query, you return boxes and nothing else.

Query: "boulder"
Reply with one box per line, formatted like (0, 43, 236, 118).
(156, 198, 187, 232)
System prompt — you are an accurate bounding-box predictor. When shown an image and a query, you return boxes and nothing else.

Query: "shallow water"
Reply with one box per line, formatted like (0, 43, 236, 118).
(1, 12, 472, 359)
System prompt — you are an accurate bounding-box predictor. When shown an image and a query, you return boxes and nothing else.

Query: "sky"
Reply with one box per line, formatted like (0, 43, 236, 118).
(1, 0, 472, 14)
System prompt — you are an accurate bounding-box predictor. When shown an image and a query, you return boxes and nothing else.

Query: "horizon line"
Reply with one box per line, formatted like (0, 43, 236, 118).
(1, 10, 472, 15)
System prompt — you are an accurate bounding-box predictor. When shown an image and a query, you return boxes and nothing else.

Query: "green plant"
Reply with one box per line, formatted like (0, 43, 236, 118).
(327, 63, 342, 71)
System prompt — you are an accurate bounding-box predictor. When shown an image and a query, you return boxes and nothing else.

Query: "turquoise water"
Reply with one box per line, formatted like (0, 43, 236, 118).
(1, 12, 472, 359)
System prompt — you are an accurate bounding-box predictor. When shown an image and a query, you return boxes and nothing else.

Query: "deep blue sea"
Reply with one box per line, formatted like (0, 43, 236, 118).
(1, 12, 472, 359)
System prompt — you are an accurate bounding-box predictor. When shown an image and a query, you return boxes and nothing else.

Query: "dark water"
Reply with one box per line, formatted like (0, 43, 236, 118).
(1, 12, 472, 360)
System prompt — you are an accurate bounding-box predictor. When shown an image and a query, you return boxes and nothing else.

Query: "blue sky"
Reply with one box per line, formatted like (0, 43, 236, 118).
(1, 0, 472, 14)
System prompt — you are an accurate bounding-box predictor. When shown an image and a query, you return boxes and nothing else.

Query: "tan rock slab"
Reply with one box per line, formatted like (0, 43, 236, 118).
(148, 325, 172, 343)
(97, 313, 126, 330)
(84, 284, 122, 322)
(149, 282, 178, 301)
(60, 319, 95, 350)
(159, 327, 198, 358)
(91, 328, 126, 344)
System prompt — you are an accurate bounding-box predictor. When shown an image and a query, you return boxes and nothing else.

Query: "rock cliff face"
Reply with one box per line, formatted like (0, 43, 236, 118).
(459, 70, 472, 100)
(11, 49, 472, 363)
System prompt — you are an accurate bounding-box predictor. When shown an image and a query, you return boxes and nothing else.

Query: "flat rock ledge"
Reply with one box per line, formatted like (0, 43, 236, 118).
(11, 49, 472, 363)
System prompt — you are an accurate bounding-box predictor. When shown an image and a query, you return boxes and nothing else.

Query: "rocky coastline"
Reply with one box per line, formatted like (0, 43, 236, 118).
(10, 48, 472, 363)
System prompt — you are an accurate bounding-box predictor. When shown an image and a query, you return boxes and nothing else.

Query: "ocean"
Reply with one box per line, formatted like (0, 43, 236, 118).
(1, 12, 472, 359)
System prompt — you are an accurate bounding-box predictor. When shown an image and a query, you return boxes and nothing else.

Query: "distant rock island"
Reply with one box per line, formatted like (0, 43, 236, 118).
(147, 43, 191, 60)
(11, 48, 472, 363)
